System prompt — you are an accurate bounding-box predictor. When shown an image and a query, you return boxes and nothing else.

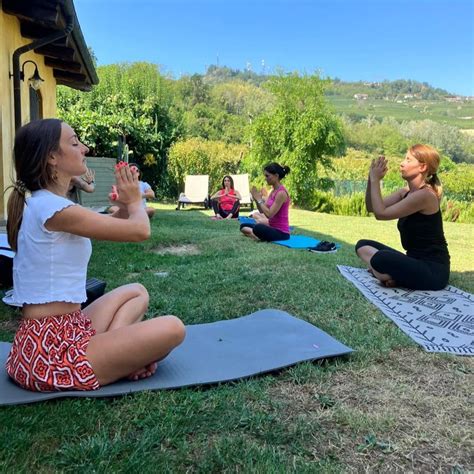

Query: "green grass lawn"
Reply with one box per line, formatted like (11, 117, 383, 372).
(1, 205, 473, 472)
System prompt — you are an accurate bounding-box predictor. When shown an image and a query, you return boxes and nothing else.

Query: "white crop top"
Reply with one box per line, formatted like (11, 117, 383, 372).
(12, 190, 92, 305)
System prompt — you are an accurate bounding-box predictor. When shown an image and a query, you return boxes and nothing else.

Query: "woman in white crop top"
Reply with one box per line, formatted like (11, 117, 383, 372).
(5, 119, 185, 392)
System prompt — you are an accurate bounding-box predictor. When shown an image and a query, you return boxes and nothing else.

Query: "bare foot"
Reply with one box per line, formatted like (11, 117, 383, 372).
(127, 362, 158, 381)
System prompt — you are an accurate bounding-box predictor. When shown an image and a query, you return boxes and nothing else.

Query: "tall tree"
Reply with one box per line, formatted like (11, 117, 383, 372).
(248, 73, 345, 206)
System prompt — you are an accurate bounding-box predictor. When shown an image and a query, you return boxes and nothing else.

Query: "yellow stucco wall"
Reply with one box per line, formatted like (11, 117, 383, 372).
(0, 11, 58, 219)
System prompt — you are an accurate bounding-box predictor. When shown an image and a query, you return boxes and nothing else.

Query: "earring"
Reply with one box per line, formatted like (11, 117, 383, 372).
(51, 166, 58, 182)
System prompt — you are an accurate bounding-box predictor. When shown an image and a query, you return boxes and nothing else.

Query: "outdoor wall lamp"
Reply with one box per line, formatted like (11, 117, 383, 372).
(10, 60, 44, 91)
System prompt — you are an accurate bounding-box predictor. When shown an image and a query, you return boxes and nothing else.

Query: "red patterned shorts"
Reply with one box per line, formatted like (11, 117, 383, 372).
(6, 310, 100, 392)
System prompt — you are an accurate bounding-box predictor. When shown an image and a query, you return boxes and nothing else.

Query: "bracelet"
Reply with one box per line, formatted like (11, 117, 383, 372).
(257, 199, 264, 204)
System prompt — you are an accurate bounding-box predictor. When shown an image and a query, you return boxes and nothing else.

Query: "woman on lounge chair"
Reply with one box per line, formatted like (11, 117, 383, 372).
(6, 119, 185, 392)
(240, 163, 291, 242)
(210, 175, 242, 219)
(355, 144, 450, 290)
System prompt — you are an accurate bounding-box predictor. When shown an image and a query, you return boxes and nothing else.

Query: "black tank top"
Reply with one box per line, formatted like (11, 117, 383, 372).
(397, 202, 450, 265)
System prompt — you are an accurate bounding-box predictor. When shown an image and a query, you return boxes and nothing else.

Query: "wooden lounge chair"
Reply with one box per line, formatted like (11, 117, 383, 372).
(231, 173, 254, 210)
(176, 175, 210, 210)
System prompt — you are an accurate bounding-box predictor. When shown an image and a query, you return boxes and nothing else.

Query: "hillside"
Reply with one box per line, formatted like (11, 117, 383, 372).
(202, 66, 474, 129)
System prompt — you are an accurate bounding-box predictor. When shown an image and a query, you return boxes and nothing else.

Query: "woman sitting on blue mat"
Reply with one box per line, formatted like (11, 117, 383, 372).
(240, 163, 291, 242)
(210, 175, 242, 219)
(5, 119, 185, 392)
(355, 144, 450, 290)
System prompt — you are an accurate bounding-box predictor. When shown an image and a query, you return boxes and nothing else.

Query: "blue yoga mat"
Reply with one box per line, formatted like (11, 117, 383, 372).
(238, 216, 256, 225)
(0, 309, 352, 405)
(273, 235, 341, 250)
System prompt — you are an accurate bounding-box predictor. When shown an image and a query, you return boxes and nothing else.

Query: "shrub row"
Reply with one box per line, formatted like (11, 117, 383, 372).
(308, 191, 473, 223)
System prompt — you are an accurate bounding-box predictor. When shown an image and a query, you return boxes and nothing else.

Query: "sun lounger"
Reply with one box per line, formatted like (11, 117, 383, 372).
(231, 173, 254, 210)
(176, 175, 210, 210)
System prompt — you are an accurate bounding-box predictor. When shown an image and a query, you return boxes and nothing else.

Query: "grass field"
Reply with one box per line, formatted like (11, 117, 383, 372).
(1, 205, 473, 472)
(328, 96, 474, 129)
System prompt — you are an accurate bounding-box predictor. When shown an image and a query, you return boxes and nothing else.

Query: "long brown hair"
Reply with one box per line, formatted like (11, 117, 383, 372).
(7, 119, 63, 251)
(409, 144, 443, 198)
(222, 175, 234, 189)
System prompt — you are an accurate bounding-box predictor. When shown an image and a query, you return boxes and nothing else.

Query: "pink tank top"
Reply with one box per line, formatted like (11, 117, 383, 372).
(266, 185, 290, 233)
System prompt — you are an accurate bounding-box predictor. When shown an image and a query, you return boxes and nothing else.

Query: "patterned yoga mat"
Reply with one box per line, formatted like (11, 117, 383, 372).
(338, 265, 474, 355)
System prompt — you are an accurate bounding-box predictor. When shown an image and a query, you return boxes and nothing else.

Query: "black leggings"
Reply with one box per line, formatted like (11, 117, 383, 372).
(212, 200, 240, 218)
(355, 239, 449, 290)
(240, 223, 290, 242)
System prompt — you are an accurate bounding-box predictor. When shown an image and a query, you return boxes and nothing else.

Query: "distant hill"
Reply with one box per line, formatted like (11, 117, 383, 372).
(201, 65, 456, 100)
(326, 79, 451, 101)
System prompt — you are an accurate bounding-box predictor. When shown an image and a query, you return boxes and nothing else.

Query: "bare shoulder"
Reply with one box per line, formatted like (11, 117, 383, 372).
(398, 187, 409, 198)
(417, 187, 440, 211)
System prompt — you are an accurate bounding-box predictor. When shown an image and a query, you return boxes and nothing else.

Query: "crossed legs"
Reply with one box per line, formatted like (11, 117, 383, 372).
(355, 240, 398, 287)
(355, 239, 449, 290)
(84, 283, 185, 386)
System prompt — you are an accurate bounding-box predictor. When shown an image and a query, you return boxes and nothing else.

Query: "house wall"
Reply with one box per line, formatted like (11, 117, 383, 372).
(0, 11, 58, 219)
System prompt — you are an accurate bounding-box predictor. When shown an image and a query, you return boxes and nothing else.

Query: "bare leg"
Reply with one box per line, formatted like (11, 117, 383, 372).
(146, 207, 155, 218)
(240, 226, 259, 240)
(83, 283, 149, 334)
(86, 316, 185, 385)
(83, 284, 184, 382)
(356, 245, 395, 286)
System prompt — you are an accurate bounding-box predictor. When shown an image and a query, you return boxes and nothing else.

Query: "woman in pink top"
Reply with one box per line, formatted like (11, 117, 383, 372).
(240, 163, 291, 241)
(210, 175, 242, 219)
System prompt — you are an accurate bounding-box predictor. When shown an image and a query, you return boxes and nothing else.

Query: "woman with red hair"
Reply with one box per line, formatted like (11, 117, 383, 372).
(355, 144, 450, 290)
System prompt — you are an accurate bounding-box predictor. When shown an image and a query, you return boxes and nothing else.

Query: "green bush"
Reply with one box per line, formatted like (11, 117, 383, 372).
(57, 62, 180, 196)
(441, 198, 474, 223)
(306, 189, 473, 223)
(308, 190, 335, 213)
(168, 138, 248, 193)
(442, 163, 474, 202)
(332, 193, 371, 217)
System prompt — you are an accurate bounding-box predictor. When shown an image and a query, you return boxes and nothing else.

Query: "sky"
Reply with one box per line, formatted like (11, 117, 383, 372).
(75, 0, 474, 96)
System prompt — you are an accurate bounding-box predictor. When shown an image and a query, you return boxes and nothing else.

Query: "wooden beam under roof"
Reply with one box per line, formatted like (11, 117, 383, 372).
(3, 0, 99, 91)
(53, 69, 87, 83)
(2, 0, 59, 28)
(44, 57, 82, 72)
(35, 44, 76, 61)
(20, 20, 56, 40)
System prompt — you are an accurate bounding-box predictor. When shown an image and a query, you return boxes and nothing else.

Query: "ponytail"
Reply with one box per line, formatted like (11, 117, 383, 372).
(426, 172, 443, 199)
(6, 182, 28, 251)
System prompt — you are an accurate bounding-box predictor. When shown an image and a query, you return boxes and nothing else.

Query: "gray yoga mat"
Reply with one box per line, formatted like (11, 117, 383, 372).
(0, 309, 352, 406)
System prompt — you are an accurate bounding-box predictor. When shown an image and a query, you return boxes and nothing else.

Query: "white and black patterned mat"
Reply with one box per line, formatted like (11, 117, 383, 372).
(338, 265, 474, 356)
